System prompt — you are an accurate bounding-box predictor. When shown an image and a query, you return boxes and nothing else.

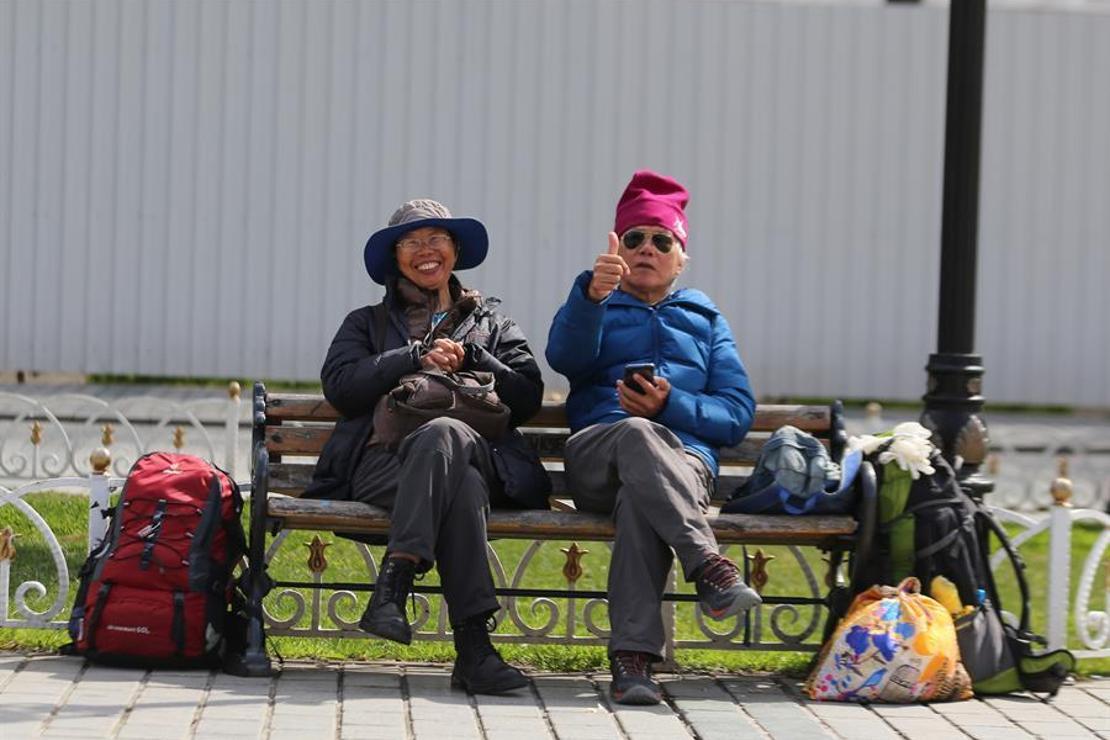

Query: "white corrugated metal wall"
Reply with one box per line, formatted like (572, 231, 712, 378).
(1, 0, 1108, 406)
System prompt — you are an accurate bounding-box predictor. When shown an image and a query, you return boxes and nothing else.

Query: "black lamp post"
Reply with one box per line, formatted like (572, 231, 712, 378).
(921, 0, 992, 497)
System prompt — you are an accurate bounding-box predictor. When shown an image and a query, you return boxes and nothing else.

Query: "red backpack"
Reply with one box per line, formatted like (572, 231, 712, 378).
(66, 452, 246, 668)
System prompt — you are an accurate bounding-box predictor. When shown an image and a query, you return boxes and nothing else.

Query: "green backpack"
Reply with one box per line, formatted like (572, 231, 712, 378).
(859, 441, 1075, 696)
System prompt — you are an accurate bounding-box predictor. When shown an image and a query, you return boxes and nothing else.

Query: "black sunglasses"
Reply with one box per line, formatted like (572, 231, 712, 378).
(621, 230, 676, 254)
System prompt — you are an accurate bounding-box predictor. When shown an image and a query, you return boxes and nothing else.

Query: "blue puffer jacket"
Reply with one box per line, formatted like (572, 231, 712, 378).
(546, 271, 756, 476)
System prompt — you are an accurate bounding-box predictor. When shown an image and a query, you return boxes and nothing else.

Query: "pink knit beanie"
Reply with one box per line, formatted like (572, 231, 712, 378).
(613, 170, 689, 248)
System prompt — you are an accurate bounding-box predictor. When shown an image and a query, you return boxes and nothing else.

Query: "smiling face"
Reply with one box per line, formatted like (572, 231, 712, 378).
(618, 225, 686, 304)
(394, 226, 458, 294)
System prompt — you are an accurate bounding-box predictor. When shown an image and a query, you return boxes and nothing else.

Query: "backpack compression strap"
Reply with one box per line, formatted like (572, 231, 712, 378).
(86, 583, 113, 652)
(976, 508, 1034, 638)
(171, 591, 186, 658)
(139, 500, 168, 571)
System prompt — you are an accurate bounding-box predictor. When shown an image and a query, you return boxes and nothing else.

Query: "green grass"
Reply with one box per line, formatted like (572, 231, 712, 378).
(1, 493, 1106, 679)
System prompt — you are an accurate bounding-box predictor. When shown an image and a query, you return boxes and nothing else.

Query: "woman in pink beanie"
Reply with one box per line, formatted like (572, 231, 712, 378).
(547, 170, 758, 706)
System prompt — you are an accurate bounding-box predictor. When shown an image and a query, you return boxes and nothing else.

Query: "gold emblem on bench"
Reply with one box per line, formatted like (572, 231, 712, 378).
(746, 549, 775, 595)
(306, 535, 330, 574)
(560, 543, 588, 584)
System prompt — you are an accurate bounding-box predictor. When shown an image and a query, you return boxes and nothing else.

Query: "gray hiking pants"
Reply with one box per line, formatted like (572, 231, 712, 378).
(565, 417, 718, 659)
(351, 417, 500, 625)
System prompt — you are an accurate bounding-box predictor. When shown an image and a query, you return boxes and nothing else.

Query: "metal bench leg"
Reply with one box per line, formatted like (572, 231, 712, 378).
(660, 565, 678, 670)
(226, 438, 274, 677)
(847, 460, 879, 599)
(822, 549, 849, 643)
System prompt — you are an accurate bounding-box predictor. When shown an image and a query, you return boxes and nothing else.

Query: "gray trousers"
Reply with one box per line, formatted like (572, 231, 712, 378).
(351, 417, 500, 625)
(565, 417, 718, 659)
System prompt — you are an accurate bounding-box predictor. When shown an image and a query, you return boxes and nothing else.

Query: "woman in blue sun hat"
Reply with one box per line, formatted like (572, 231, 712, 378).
(305, 199, 545, 694)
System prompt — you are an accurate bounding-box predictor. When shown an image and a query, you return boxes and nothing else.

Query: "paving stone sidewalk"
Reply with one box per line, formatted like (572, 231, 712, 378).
(1, 654, 1107, 739)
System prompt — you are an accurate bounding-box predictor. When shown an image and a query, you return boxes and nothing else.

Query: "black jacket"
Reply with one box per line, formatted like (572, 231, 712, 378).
(304, 279, 544, 503)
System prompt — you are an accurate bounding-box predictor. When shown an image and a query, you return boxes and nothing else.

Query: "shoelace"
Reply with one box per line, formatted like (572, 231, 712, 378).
(698, 554, 740, 592)
(613, 651, 650, 679)
(380, 558, 421, 617)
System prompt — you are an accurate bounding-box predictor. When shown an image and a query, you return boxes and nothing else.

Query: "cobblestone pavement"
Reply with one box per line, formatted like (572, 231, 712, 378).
(1, 654, 1107, 739)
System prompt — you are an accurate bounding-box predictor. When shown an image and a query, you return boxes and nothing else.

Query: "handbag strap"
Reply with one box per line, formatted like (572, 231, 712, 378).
(421, 370, 496, 396)
(370, 302, 391, 351)
(435, 296, 502, 345)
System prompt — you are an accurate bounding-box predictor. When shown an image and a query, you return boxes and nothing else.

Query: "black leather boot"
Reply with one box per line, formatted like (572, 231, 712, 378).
(450, 614, 528, 694)
(358, 555, 416, 644)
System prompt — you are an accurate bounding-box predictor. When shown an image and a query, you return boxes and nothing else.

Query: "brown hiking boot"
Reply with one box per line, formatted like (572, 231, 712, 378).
(694, 553, 762, 620)
(609, 651, 661, 705)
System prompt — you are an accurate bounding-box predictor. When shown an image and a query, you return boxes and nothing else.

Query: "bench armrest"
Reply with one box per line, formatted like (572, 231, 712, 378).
(848, 459, 878, 594)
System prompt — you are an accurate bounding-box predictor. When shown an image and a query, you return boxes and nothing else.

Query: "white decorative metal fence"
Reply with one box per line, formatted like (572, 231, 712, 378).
(989, 485, 1110, 660)
(0, 383, 245, 483)
(0, 390, 1106, 659)
(0, 384, 245, 630)
(989, 429, 1110, 513)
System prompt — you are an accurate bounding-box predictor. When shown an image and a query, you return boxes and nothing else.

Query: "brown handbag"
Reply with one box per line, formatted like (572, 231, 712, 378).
(370, 369, 511, 448)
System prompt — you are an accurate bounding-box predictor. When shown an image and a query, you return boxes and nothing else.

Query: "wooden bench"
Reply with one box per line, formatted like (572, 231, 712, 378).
(232, 383, 877, 676)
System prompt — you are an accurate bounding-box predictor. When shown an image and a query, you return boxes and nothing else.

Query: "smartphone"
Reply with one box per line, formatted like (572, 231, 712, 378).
(622, 363, 655, 394)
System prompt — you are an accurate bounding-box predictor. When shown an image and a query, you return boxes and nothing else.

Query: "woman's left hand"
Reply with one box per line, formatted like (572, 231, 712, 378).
(617, 376, 670, 418)
(421, 338, 466, 372)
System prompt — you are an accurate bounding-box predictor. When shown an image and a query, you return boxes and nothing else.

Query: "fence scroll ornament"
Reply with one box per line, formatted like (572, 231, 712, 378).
(988, 464, 1110, 658)
(0, 387, 244, 482)
(254, 535, 831, 651)
(0, 481, 76, 628)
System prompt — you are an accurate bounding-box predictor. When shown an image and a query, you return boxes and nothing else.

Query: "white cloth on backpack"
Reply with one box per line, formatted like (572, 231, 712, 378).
(849, 422, 936, 480)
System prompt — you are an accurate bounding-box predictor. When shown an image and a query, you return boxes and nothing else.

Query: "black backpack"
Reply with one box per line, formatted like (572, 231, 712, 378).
(856, 442, 1075, 696)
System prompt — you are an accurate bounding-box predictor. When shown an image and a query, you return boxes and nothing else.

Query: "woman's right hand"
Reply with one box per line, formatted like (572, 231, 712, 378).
(420, 338, 466, 372)
(587, 232, 630, 303)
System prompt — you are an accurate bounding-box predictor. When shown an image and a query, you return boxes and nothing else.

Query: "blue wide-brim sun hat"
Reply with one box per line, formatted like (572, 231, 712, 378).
(363, 199, 489, 285)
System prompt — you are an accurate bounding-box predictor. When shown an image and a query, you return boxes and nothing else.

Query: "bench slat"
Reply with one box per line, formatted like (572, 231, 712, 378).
(268, 462, 752, 499)
(526, 431, 828, 464)
(749, 405, 831, 434)
(267, 496, 855, 546)
(264, 425, 827, 462)
(265, 425, 334, 455)
(267, 394, 341, 421)
(265, 395, 833, 434)
(269, 463, 320, 493)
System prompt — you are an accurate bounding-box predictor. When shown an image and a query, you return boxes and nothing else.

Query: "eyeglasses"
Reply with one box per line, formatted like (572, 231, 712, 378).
(621, 230, 676, 254)
(396, 233, 454, 252)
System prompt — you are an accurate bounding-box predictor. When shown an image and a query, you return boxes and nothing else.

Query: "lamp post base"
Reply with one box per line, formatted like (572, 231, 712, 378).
(921, 352, 993, 500)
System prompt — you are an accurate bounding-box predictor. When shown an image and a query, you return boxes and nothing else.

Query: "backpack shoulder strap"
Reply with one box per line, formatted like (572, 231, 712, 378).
(976, 507, 1034, 636)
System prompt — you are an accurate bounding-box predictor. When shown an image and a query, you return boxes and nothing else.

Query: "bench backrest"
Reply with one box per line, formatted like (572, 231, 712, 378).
(255, 384, 846, 503)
